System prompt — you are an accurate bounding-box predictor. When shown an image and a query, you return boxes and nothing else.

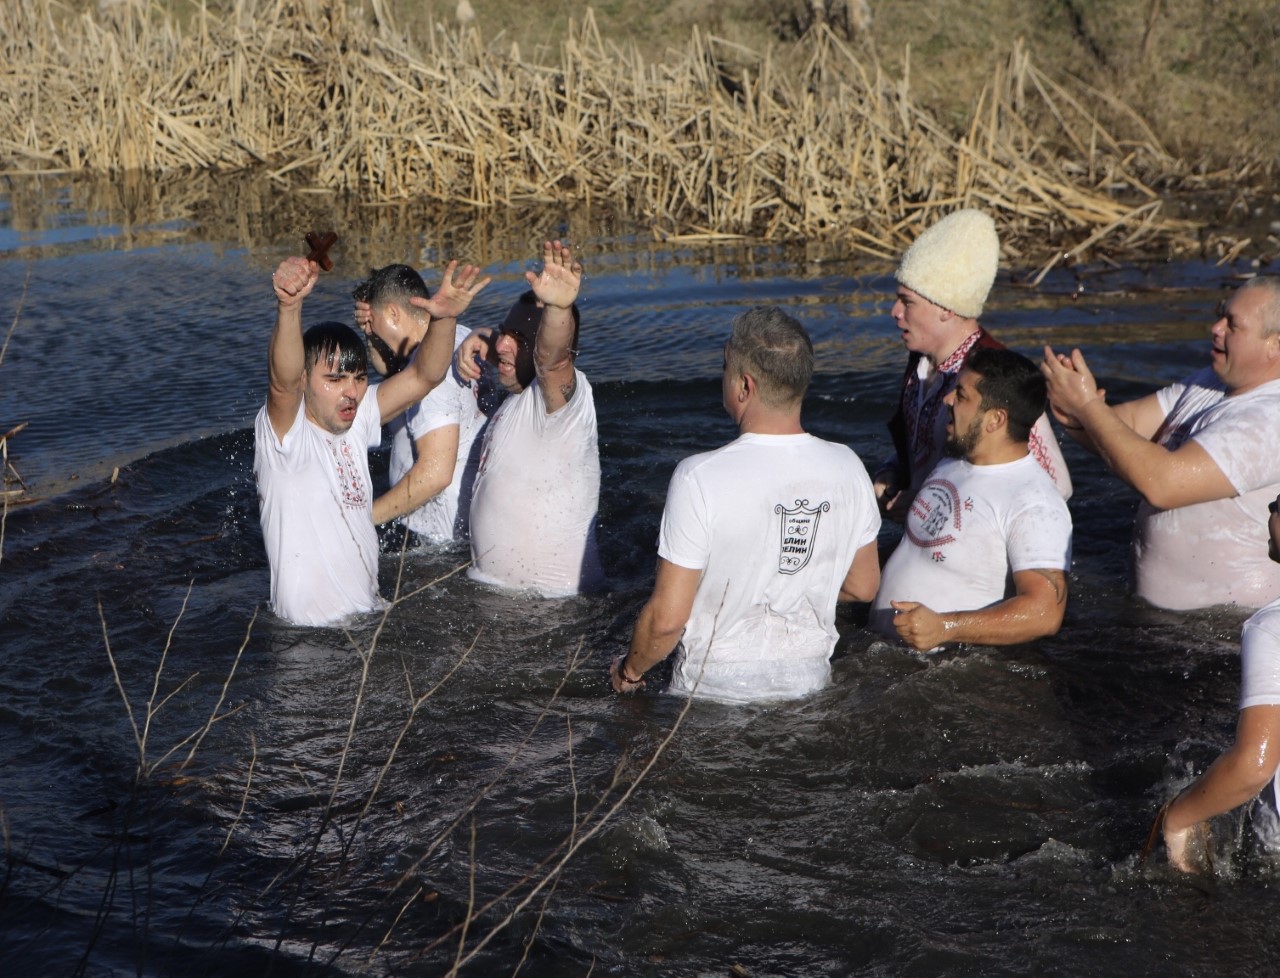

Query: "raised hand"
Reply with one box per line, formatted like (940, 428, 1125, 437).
(525, 240, 581, 309)
(272, 256, 319, 307)
(353, 298, 373, 336)
(455, 328, 493, 383)
(1041, 345, 1103, 420)
(411, 260, 492, 322)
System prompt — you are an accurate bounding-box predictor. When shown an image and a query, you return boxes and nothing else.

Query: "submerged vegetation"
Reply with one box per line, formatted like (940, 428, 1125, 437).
(2, 0, 1276, 267)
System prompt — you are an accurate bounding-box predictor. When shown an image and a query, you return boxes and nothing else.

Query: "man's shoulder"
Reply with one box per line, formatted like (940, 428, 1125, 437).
(676, 433, 859, 478)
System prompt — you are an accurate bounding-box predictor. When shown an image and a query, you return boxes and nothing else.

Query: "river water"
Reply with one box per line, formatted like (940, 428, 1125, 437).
(2, 175, 1277, 976)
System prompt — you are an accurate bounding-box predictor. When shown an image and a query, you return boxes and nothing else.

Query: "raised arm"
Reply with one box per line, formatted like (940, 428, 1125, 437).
(1041, 345, 1232, 509)
(372, 425, 461, 525)
(265, 256, 320, 440)
(611, 558, 701, 694)
(890, 566, 1068, 651)
(377, 261, 491, 423)
(526, 240, 581, 414)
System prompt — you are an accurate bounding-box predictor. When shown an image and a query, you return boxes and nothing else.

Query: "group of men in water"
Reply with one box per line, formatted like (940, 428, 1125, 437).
(253, 212, 1280, 875)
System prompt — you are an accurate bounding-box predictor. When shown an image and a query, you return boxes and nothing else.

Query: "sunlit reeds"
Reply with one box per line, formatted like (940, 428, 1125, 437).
(0, 0, 1205, 260)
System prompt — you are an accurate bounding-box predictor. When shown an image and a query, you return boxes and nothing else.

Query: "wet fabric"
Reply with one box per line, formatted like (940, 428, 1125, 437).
(1133, 368, 1280, 610)
(387, 324, 499, 544)
(467, 370, 605, 596)
(253, 392, 385, 626)
(870, 453, 1072, 641)
(659, 432, 880, 703)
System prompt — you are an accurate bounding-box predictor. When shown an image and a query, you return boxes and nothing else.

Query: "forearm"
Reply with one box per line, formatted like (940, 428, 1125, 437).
(1074, 399, 1173, 502)
(267, 300, 305, 392)
(934, 594, 1064, 646)
(411, 318, 455, 390)
(372, 467, 450, 524)
(622, 601, 685, 680)
(534, 304, 575, 373)
(1165, 748, 1274, 833)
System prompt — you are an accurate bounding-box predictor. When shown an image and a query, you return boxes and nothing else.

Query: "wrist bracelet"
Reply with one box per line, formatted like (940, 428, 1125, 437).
(618, 660, 643, 684)
(1059, 420, 1084, 431)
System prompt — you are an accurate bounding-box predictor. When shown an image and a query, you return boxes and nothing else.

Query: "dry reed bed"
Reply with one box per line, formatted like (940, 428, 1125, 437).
(1, 0, 1200, 266)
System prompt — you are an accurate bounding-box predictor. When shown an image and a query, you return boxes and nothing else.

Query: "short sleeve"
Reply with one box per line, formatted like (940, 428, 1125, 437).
(1005, 498, 1072, 573)
(1189, 391, 1280, 495)
(407, 376, 465, 440)
(657, 462, 711, 571)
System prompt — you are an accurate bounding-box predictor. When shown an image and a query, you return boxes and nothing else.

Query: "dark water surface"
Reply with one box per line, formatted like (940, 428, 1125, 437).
(1, 178, 1276, 976)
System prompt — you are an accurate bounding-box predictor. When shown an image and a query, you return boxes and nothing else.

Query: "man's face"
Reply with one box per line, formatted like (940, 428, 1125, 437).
(891, 284, 956, 362)
(369, 302, 419, 362)
(303, 355, 369, 435)
(491, 330, 531, 394)
(942, 368, 985, 459)
(1210, 286, 1279, 394)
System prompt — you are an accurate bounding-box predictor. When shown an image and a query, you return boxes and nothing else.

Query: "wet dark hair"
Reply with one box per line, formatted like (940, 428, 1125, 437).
(489, 291, 581, 389)
(303, 321, 369, 375)
(966, 346, 1045, 442)
(727, 306, 814, 406)
(352, 264, 429, 307)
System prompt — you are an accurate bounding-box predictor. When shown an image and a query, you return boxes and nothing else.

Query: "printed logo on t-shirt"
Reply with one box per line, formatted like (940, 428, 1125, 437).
(774, 498, 830, 575)
(906, 478, 963, 552)
(329, 438, 367, 509)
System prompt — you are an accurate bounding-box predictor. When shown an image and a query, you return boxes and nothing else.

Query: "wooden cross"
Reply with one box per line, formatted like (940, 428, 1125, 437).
(305, 231, 337, 271)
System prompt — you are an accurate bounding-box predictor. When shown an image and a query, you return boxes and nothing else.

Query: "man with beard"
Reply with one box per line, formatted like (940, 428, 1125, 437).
(455, 240, 605, 596)
(870, 347, 1072, 651)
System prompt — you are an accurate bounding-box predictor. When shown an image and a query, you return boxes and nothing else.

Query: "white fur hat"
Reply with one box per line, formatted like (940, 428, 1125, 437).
(895, 209, 999, 318)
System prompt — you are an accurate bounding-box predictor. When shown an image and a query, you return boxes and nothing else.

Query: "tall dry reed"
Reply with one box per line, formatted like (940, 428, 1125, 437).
(0, 0, 1202, 261)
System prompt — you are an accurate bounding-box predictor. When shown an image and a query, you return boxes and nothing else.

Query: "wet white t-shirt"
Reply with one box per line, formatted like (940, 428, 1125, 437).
(659, 433, 881, 704)
(467, 370, 604, 596)
(1241, 598, 1280, 709)
(871, 453, 1072, 640)
(1133, 369, 1280, 610)
(254, 392, 385, 626)
(387, 325, 497, 544)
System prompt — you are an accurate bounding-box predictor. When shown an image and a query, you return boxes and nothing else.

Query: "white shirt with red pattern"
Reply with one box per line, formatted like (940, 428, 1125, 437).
(871, 453, 1072, 641)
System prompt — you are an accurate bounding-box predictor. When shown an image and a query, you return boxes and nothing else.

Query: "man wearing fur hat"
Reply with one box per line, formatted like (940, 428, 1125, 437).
(875, 209, 1071, 520)
(456, 240, 606, 596)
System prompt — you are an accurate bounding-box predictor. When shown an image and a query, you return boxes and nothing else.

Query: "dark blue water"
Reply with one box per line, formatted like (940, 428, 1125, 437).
(1, 177, 1276, 976)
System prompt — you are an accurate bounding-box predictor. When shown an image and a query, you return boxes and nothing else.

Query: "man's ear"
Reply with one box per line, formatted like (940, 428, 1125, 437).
(985, 406, 1008, 434)
(739, 372, 755, 402)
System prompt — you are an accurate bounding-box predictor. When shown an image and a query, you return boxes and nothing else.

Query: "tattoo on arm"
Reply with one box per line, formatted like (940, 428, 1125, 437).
(559, 376, 576, 402)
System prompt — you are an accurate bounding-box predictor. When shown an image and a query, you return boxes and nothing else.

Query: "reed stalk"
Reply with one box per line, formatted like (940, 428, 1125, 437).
(0, 0, 1207, 260)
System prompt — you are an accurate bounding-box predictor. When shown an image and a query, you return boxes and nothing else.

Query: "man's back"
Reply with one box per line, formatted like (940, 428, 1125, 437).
(662, 432, 880, 703)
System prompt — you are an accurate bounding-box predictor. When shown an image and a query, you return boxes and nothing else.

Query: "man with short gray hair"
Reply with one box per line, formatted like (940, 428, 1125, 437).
(1043, 275, 1280, 610)
(612, 306, 882, 703)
